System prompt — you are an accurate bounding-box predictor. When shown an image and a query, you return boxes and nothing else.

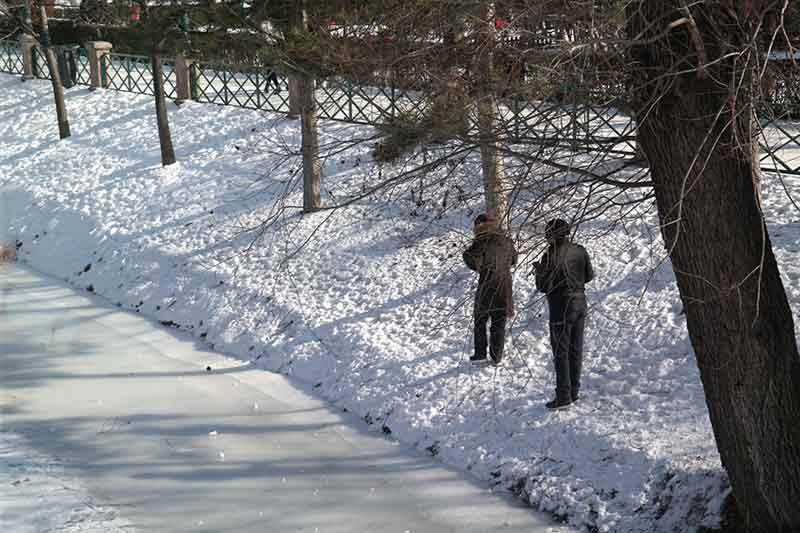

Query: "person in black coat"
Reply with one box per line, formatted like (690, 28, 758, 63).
(463, 214, 518, 365)
(534, 219, 594, 409)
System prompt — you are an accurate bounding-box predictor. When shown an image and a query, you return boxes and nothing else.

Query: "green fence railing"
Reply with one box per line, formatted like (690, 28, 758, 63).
(1, 40, 798, 176)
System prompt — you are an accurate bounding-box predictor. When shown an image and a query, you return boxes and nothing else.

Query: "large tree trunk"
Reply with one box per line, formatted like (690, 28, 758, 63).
(151, 52, 176, 167)
(474, 2, 506, 221)
(39, 7, 70, 139)
(628, 3, 800, 531)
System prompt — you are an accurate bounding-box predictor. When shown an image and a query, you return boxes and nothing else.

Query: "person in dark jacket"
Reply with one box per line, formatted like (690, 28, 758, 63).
(534, 219, 594, 409)
(463, 214, 518, 365)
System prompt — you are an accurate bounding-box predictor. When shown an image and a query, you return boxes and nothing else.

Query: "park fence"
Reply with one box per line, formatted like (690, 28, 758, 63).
(1, 38, 798, 176)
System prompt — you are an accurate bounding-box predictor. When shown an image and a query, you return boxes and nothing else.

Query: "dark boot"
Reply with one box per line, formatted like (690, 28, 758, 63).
(545, 397, 572, 410)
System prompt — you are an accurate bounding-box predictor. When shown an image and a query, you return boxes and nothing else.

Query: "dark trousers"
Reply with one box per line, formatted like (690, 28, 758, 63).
(265, 71, 280, 92)
(549, 296, 586, 401)
(474, 308, 507, 362)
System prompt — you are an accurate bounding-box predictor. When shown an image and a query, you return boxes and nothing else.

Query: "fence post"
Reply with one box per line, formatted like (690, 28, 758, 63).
(85, 41, 112, 90)
(190, 63, 199, 100)
(19, 34, 36, 81)
(255, 68, 261, 109)
(174, 54, 194, 105)
(390, 71, 397, 121)
(347, 79, 353, 121)
(222, 68, 229, 105)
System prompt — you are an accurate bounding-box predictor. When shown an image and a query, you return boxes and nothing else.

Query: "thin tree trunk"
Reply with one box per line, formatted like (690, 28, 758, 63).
(628, 3, 800, 531)
(288, 0, 320, 211)
(39, 7, 70, 139)
(288, 76, 301, 119)
(286, 0, 305, 120)
(151, 52, 176, 167)
(475, 2, 506, 221)
(299, 75, 320, 211)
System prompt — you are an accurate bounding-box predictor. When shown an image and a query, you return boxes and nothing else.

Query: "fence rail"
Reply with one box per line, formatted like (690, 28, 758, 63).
(1, 39, 798, 176)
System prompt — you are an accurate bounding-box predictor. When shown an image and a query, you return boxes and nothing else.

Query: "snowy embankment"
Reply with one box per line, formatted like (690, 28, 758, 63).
(2, 73, 799, 532)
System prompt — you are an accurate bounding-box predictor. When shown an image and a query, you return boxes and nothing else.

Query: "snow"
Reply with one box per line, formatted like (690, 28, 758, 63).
(2, 264, 570, 532)
(1, 72, 799, 532)
(0, 431, 134, 532)
(768, 49, 800, 60)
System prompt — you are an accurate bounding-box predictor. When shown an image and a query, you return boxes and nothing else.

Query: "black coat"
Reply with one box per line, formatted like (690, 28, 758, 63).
(463, 224, 518, 316)
(535, 241, 594, 320)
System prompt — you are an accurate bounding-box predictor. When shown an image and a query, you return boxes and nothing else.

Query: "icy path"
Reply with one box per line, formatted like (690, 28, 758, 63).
(0, 431, 135, 532)
(0, 264, 572, 533)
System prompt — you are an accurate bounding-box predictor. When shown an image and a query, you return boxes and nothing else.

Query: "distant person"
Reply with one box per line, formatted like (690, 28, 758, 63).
(264, 69, 281, 93)
(463, 214, 518, 366)
(534, 219, 594, 409)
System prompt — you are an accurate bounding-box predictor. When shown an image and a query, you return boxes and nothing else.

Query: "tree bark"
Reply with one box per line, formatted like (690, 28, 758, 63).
(628, 3, 800, 531)
(286, 0, 306, 120)
(299, 75, 321, 212)
(288, 0, 321, 211)
(39, 7, 70, 139)
(474, 2, 506, 222)
(288, 76, 302, 119)
(151, 52, 176, 167)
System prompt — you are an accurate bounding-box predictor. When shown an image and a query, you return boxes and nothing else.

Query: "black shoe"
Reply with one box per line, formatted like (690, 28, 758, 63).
(490, 356, 502, 366)
(545, 398, 572, 410)
(470, 355, 488, 364)
(571, 393, 580, 403)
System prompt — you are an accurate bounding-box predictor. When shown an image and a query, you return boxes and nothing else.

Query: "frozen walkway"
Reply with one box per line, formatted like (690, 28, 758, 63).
(0, 264, 572, 533)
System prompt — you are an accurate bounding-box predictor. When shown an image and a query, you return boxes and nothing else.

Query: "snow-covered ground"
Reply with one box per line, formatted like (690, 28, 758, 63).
(1, 72, 799, 532)
(0, 431, 134, 532)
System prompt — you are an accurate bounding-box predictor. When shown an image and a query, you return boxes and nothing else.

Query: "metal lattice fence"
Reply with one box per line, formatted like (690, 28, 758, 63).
(0, 40, 23, 75)
(503, 100, 638, 155)
(192, 62, 290, 112)
(1, 39, 798, 176)
(102, 53, 177, 98)
(31, 46, 50, 80)
(75, 49, 91, 86)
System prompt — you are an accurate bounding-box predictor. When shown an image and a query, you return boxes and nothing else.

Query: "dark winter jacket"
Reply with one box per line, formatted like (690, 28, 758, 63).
(463, 223, 518, 316)
(535, 241, 594, 322)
